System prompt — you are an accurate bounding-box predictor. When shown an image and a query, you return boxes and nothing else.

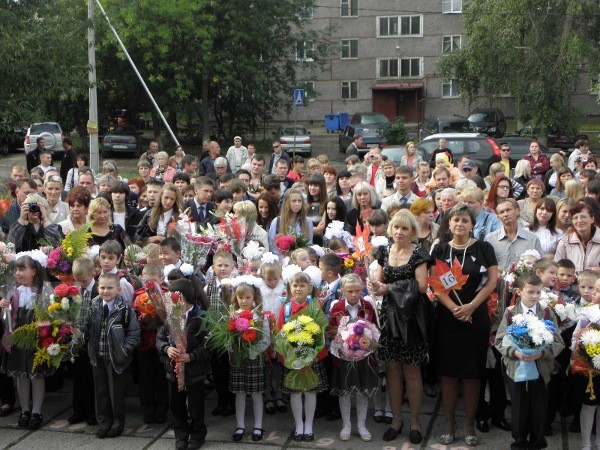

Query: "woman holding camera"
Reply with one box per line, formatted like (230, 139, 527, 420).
(7, 194, 62, 252)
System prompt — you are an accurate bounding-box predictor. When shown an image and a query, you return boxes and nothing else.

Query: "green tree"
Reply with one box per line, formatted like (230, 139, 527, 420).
(437, 0, 600, 133)
(382, 116, 407, 145)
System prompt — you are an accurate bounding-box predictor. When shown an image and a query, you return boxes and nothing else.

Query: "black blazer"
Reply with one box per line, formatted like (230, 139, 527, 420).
(183, 200, 216, 226)
(268, 151, 291, 173)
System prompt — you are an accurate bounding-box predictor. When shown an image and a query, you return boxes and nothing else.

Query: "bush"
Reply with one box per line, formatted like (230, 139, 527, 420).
(382, 116, 408, 145)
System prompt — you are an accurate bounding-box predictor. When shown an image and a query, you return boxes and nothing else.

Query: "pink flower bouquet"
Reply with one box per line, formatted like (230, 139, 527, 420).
(330, 317, 380, 362)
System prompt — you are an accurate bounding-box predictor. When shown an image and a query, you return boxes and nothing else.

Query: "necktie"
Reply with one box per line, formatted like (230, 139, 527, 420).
(400, 196, 408, 205)
(198, 204, 205, 221)
(103, 304, 109, 319)
(527, 309, 535, 315)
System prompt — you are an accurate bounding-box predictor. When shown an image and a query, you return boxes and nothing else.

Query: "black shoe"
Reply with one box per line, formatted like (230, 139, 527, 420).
(251, 428, 265, 441)
(424, 383, 438, 398)
(96, 428, 109, 439)
(232, 427, 245, 441)
(326, 410, 341, 421)
(543, 423, 553, 436)
(275, 398, 287, 413)
(107, 426, 124, 438)
(17, 411, 31, 428)
(187, 439, 205, 450)
(491, 419, 512, 431)
(175, 439, 188, 450)
(382, 422, 404, 441)
(68, 413, 86, 425)
(143, 413, 156, 424)
(87, 417, 98, 426)
(313, 407, 328, 419)
(211, 405, 224, 416)
(293, 431, 303, 441)
(220, 404, 235, 417)
(303, 433, 314, 442)
(409, 429, 423, 444)
(476, 420, 489, 433)
(29, 413, 43, 430)
(265, 401, 276, 415)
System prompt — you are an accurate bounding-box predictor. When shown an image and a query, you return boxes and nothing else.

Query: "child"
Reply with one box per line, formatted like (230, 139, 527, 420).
(259, 254, 287, 415)
(328, 274, 379, 442)
(277, 271, 328, 441)
(306, 247, 320, 267)
(534, 258, 558, 291)
(557, 259, 579, 303)
(571, 276, 600, 450)
(156, 278, 209, 450)
(81, 273, 140, 438)
(213, 188, 234, 217)
(268, 188, 313, 255)
(69, 257, 98, 425)
(318, 253, 342, 316)
(229, 277, 270, 442)
(143, 243, 162, 265)
(291, 248, 311, 270)
(98, 240, 134, 303)
(495, 274, 564, 450)
(205, 250, 236, 417)
(0, 255, 52, 429)
(578, 270, 599, 306)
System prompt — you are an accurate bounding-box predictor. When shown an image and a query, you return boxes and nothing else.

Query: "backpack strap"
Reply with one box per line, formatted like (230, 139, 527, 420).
(283, 301, 292, 323)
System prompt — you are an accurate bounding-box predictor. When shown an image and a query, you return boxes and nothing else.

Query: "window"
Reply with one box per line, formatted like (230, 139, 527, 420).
(378, 15, 422, 37)
(341, 81, 358, 99)
(442, 35, 461, 54)
(443, 0, 462, 13)
(341, 39, 358, 59)
(341, 0, 358, 17)
(400, 58, 421, 77)
(296, 41, 314, 61)
(378, 59, 399, 78)
(442, 79, 460, 98)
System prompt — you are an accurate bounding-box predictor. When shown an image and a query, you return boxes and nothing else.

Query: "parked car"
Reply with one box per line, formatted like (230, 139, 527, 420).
(0, 123, 25, 155)
(468, 108, 506, 138)
(418, 116, 476, 140)
(273, 125, 312, 156)
(415, 133, 501, 175)
(338, 112, 390, 154)
(101, 125, 142, 157)
(506, 125, 589, 150)
(381, 145, 427, 166)
(495, 137, 558, 161)
(24, 122, 64, 155)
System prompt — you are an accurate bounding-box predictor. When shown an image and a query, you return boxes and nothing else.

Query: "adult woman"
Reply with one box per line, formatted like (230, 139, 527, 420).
(322, 165, 338, 199)
(346, 182, 377, 235)
(484, 163, 505, 190)
(168, 145, 186, 172)
(545, 153, 566, 194)
(485, 176, 514, 213)
(8, 194, 62, 252)
(529, 198, 563, 259)
(556, 198, 575, 233)
(256, 192, 279, 231)
(376, 160, 396, 199)
(336, 169, 353, 210)
(44, 175, 69, 224)
(307, 174, 328, 243)
(410, 198, 438, 252)
(400, 141, 423, 170)
(517, 179, 545, 225)
(64, 154, 91, 192)
(287, 156, 305, 183)
(431, 204, 498, 446)
(554, 200, 600, 271)
(137, 186, 148, 210)
(233, 201, 268, 249)
(513, 160, 532, 200)
(135, 183, 182, 245)
(109, 182, 141, 241)
(102, 160, 126, 183)
(319, 197, 350, 248)
(268, 189, 313, 253)
(150, 151, 177, 183)
(549, 167, 574, 199)
(87, 197, 130, 250)
(368, 211, 429, 444)
(410, 162, 430, 198)
(565, 179, 585, 202)
(58, 186, 92, 235)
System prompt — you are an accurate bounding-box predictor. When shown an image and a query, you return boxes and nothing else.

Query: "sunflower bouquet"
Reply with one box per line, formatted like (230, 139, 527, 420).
(571, 323, 600, 400)
(274, 300, 327, 391)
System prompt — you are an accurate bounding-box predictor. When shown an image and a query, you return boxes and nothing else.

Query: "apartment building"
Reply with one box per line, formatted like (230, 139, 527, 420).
(288, 0, 597, 124)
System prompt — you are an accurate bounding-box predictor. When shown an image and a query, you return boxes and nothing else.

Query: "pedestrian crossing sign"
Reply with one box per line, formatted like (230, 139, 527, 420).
(294, 89, 305, 108)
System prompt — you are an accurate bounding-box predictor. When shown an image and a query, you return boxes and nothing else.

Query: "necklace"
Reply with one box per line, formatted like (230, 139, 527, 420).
(449, 239, 470, 266)
(390, 244, 410, 261)
(450, 239, 470, 249)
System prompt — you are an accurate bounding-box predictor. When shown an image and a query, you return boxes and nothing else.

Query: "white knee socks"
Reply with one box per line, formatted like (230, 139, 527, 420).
(235, 392, 246, 429)
(339, 395, 352, 428)
(304, 392, 317, 435)
(356, 393, 369, 428)
(290, 393, 304, 434)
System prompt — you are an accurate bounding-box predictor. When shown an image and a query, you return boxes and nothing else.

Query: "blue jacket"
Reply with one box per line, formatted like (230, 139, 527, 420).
(474, 209, 502, 242)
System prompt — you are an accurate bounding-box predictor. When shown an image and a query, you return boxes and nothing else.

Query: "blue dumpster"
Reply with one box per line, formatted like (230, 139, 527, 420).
(325, 114, 340, 133)
(338, 112, 349, 130)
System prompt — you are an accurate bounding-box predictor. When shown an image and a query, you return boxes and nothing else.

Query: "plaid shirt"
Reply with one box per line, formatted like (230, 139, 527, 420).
(98, 316, 109, 358)
(207, 277, 227, 313)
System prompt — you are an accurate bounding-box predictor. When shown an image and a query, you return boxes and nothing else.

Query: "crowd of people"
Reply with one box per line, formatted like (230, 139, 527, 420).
(0, 134, 599, 450)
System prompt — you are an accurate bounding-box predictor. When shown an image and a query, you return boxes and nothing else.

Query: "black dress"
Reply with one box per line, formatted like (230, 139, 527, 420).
(431, 241, 497, 379)
(376, 245, 430, 365)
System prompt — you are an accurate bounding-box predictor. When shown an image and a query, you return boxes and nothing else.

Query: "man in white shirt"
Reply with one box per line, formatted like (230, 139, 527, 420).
(568, 139, 591, 171)
(381, 166, 418, 212)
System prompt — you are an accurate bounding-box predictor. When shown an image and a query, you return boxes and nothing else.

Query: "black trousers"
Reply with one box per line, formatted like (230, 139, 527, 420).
(71, 351, 95, 419)
(210, 350, 234, 407)
(476, 348, 508, 422)
(316, 354, 339, 414)
(171, 380, 206, 442)
(93, 357, 127, 432)
(0, 372, 15, 405)
(507, 376, 548, 450)
(138, 348, 169, 416)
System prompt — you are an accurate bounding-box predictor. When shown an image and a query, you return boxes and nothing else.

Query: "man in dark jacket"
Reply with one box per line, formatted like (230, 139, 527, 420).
(60, 137, 78, 184)
(26, 137, 46, 173)
(268, 141, 291, 174)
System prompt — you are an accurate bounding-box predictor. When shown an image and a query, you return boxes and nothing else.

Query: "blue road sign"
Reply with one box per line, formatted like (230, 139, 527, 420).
(294, 89, 305, 108)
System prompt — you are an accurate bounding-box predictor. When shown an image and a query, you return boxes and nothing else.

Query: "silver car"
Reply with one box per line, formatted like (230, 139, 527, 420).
(273, 125, 312, 156)
(24, 122, 64, 155)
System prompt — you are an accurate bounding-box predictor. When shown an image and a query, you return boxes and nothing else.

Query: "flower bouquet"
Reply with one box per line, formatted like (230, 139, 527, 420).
(499, 250, 541, 307)
(572, 323, 600, 400)
(0, 242, 15, 330)
(274, 233, 309, 256)
(46, 284, 83, 325)
(214, 211, 247, 267)
(46, 225, 92, 284)
(330, 317, 380, 362)
(134, 292, 156, 317)
(501, 313, 556, 382)
(124, 244, 147, 275)
(539, 290, 577, 329)
(274, 300, 327, 391)
(179, 219, 220, 269)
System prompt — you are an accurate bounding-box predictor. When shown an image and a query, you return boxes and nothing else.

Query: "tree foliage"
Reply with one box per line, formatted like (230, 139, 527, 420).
(437, 0, 600, 132)
(382, 116, 407, 145)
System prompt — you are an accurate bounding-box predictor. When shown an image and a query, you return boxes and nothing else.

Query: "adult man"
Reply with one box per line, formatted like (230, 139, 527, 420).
(274, 159, 294, 195)
(429, 138, 453, 168)
(183, 177, 216, 226)
(247, 155, 266, 200)
(140, 140, 160, 167)
(3, 178, 37, 233)
(60, 137, 78, 184)
(568, 139, 591, 171)
(225, 136, 249, 174)
(35, 151, 57, 175)
(523, 140, 550, 180)
(199, 141, 230, 176)
(435, 188, 458, 224)
(345, 135, 363, 157)
(268, 141, 291, 174)
(77, 171, 97, 198)
(485, 198, 542, 271)
(491, 143, 517, 177)
(461, 160, 477, 181)
(210, 158, 229, 183)
(365, 147, 383, 188)
(381, 166, 418, 212)
(140, 180, 163, 213)
(11, 165, 27, 182)
(26, 137, 46, 172)
(432, 167, 451, 190)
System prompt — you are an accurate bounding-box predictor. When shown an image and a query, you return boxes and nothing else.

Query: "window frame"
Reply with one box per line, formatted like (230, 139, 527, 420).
(341, 39, 359, 59)
(377, 15, 423, 38)
(442, 0, 462, 14)
(377, 58, 399, 78)
(341, 80, 358, 99)
(295, 41, 315, 62)
(341, 0, 358, 17)
(442, 35, 461, 54)
(399, 57, 422, 78)
(442, 79, 460, 98)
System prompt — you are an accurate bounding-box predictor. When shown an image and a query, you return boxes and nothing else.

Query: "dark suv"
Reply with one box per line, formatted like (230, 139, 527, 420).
(419, 116, 476, 140)
(468, 108, 506, 138)
(507, 124, 589, 151)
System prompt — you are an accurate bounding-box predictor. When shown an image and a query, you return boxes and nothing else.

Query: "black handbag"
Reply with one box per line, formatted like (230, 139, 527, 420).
(385, 278, 420, 340)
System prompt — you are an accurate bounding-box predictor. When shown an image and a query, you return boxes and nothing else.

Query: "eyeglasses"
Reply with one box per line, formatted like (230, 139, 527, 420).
(501, 148, 511, 152)
(498, 185, 510, 190)
(272, 145, 280, 149)
(463, 168, 472, 172)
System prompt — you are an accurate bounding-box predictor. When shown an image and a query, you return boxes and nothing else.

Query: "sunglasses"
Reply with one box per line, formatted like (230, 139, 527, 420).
(273, 145, 280, 149)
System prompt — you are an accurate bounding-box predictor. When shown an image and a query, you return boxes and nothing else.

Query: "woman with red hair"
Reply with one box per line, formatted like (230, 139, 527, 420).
(485, 176, 514, 213)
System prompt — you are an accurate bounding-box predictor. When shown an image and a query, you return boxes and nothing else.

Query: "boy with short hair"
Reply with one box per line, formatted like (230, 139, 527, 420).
(81, 273, 141, 438)
(495, 274, 564, 450)
(98, 240, 134, 302)
(156, 278, 210, 450)
(143, 243, 161, 265)
(533, 258, 558, 291)
(556, 259, 579, 303)
(318, 253, 343, 316)
(577, 270, 599, 306)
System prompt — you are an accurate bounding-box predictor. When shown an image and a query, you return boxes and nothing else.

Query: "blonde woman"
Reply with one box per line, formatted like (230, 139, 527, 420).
(376, 160, 397, 198)
(564, 179, 584, 202)
(400, 141, 423, 170)
(346, 182, 378, 235)
(87, 197, 130, 249)
(546, 153, 566, 192)
(233, 200, 269, 250)
(484, 163, 505, 189)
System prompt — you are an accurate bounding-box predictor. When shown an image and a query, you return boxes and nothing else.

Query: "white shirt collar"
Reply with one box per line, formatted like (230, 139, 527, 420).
(345, 301, 361, 319)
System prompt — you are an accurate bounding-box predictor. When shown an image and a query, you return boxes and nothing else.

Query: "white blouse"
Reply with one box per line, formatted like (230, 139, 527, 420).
(17, 286, 35, 309)
(157, 210, 174, 236)
(534, 225, 564, 255)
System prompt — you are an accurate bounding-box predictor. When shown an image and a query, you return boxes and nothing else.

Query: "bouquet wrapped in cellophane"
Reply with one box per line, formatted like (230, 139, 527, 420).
(571, 314, 600, 400)
(274, 300, 327, 391)
(330, 317, 380, 362)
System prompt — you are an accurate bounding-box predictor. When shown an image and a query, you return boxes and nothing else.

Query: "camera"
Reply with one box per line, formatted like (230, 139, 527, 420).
(28, 202, 40, 213)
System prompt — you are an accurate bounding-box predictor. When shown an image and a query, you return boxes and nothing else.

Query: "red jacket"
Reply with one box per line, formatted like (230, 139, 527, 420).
(328, 299, 377, 338)
(523, 153, 550, 179)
